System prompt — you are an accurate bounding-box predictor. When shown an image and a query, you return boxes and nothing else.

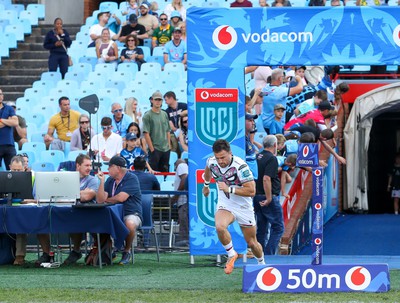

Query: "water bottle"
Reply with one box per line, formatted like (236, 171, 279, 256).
(49, 251, 55, 263)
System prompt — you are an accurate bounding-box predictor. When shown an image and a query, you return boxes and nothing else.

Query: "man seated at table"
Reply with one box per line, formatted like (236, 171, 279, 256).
(96, 155, 142, 265)
(63, 154, 100, 265)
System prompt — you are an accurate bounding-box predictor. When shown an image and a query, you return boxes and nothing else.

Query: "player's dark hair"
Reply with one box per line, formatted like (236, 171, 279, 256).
(212, 139, 231, 153)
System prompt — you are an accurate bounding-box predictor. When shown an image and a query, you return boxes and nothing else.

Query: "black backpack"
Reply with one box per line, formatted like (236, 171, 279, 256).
(0, 234, 16, 265)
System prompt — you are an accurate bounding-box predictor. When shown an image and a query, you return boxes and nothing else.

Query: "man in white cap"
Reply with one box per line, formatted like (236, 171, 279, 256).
(138, 2, 159, 37)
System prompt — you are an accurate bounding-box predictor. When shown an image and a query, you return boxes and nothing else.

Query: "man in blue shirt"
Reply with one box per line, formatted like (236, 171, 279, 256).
(0, 89, 18, 170)
(64, 154, 100, 265)
(131, 156, 160, 191)
(163, 27, 187, 68)
(111, 102, 133, 138)
(96, 155, 142, 265)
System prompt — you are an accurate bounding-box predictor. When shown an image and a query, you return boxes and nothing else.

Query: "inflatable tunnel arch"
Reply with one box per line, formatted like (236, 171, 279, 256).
(344, 82, 400, 212)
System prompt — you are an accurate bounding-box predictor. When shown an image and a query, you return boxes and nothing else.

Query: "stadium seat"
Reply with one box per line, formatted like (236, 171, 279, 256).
(24, 88, 44, 104)
(138, 46, 151, 60)
(78, 56, 97, 71)
(147, 55, 165, 68)
(0, 10, 18, 25)
(98, 88, 120, 99)
(253, 132, 265, 146)
(131, 194, 160, 263)
(31, 162, 55, 172)
(202, 1, 220, 7)
(64, 71, 85, 83)
(169, 151, 178, 172)
(141, 62, 162, 77)
(30, 131, 46, 144)
(143, 38, 152, 49)
(0, 0, 10, 9)
(18, 18, 32, 35)
(56, 79, 79, 91)
(32, 79, 55, 92)
(110, 70, 135, 85)
(181, 151, 188, 159)
(0, 32, 17, 49)
(160, 180, 175, 191)
(39, 96, 59, 108)
(95, 63, 116, 75)
(24, 112, 46, 128)
(75, 31, 90, 42)
(85, 16, 96, 27)
(19, 10, 39, 27)
(152, 46, 165, 57)
(80, 80, 103, 92)
(70, 62, 93, 75)
(26, 3, 45, 20)
(0, 40, 10, 58)
(99, 1, 118, 12)
(40, 150, 65, 168)
(67, 150, 87, 162)
(121, 87, 146, 102)
(163, 63, 186, 80)
(41, 71, 62, 82)
(22, 141, 46, 156)
(48, 87, 69, 98)
(5, 24, 24, 41)
(117, 62, 139, 78)
(105, 79, 126, 95)
(21, 150, 37, 165)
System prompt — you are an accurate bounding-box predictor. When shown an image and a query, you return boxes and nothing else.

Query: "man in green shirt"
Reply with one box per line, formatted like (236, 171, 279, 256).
(151, 13, 174, 48)
(142, 91, 171, 172)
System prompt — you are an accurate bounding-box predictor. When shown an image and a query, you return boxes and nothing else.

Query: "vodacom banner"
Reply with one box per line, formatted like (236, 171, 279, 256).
(186, 6, 400, 257)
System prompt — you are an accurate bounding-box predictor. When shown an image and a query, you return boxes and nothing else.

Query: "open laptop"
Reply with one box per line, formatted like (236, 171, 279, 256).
(35, 171, 80, 205)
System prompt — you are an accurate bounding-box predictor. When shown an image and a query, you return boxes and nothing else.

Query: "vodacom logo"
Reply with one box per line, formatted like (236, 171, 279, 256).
(212, 25, 238, 50)
(393, 25, 400, 47)
(345, 266, 372, 290)
(256, 267, 282, 291)
(200, 90, 209, 100)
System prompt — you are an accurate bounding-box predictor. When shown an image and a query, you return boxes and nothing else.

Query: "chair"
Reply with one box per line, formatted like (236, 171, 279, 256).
(19, 10, 39, 27)
(147, 55, 165, 68)
(26, 3, 45, 20)
(22, 142, 46, 163)
(70, 62, 93, 75)
(181, 151, 188, 159)
(143, 38, 152, 49)
(117, 62, 139, 78)
(138, 46, 151, 60)
(0, 40, 10, 58)
(31, 162, 55, 172)
(75, 31, 90, 42)
(48, 87, 69, 98)
(40, 150, 65, 168)
(5, 23, 24, 41)
(0, 10, 18, 25)
(95, 63, 117, 75)
(56, 79, 79, 91)
(169, 151, 178, 172)
(163, 63, 186, 80)
(78, 56, 97, 71)
(152, 46, 165, 57)
(132, 194, 160, 263)
(160, 180, 175, 191)
(105, 79, 126, 95)
(32, 79, 55, 92)
(140, 62, 162, 77)
(2, 31, 17, 49)
(67, 150, 87, 162)
(30, 131, 47, 144)
(41, 71, 62, 82)
(11, 4, 25, 14)
(24, 112, 46, 128)
(254, 132, 265, 146)
(99, 1, 118, 12)
(110, 70, 135, 85)
(98, 88, 120, 99)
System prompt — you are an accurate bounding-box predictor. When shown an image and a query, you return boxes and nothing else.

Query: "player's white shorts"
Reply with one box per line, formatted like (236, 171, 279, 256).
(216, 201, 256, 227)
(392, 190, 400, 198)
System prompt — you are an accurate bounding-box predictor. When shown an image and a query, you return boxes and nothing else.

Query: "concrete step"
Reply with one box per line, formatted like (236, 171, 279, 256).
(1, 59, 48, 69)
(16, 43, 51, 51)
(0, 68, 48, 77)
(8, 50, 49, 60)
(1, 84, 32, 93)
(0, 75, 39, 86)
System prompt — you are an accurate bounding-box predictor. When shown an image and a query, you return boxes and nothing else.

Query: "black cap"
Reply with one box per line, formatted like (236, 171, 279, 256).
(129, 14, 138, 23)
(318, 100, 334, 111)
(109, 156, 127, 168)
(245, 113, 258, 120)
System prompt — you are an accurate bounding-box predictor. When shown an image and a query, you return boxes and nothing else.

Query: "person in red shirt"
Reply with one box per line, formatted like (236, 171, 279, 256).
(231, 0, 253, 7)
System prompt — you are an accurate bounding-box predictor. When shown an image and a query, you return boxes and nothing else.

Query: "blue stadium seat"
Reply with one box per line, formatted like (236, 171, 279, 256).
(138, 46, 151, 60)
(105, 79, 126, 95)
(67, 150, 87, 162)
(0, 0, 11, 9)
(143, 38, 152, 49)
(19, 10, 39, 27)
(110, 70, 135, 85)
(202, 1, 220, 7)
(64, 71, 85, 84)
(48, 87, 69, 98)
(152, 46, 165, 57)
(78, 56, 97, 71)
(98, 87, 120, 99)
(75, 31, 90, 42)
(0, 32, 17, 49)
(141, 62, 162, 77)
(0, 40, 10, 57)
(5, 23, 24, 41)
(99, 1, 118, 12)
(33, 103, 58, 117)
(164, 62, 186, 80)
(85, 16, 96, 27)
(39, 96, 59, 109)
(121, 87, 146, 102)
(0, 10, 18, 25)
(26, 3, 45, 20)
(147, 55, 165, 68)
(70, 62, 93, 75)
(56, 79, 79, 91)
(24, 87, 44, 104)
(22, 142, 46, 157)
(40, 150, 65, 168)
(80, 80, 104, 92)
(41, 71, 62, 82)
(117, 62, 139, 78)
(95, 63, 116, 75)
(18, 18, 32, 35)
(21, 150, 37, 165)
(32, 79, 55, 92)
(24, 112, 46, 128)
(29, 131, 46, 144)
(31, 162, 55, 172)
(10, 4, 24, 14)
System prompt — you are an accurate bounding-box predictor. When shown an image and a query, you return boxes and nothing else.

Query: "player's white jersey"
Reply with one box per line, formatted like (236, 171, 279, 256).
(206, 155, 254, 206)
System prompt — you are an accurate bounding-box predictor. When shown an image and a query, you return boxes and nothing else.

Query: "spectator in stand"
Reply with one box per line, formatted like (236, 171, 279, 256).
(90, 117, 123, 162)
(259, 0, 270, 6)
(96, 28, 119, 70)
(308, 0, 325, 5)
(254, 66, 272, 89)
(164, 0, 187, 21)
(231, 0, 253, 7)
(111, 102, 133, 138)
(330, 0, 342, 5)
(124, 97, 142, 125)
(119, 14, 148, 46)
(293, 90, 327, 118)
(261, 68, 303, 134)
(88, 12, 118, 47)
(7, 102, 27, 150)
(172, 159, 189, 245)
(269, 104, 286, 135)
(70, 114, 95, 151)
(169, 11, 183, 28)
(245, 113, 259, 180)
(142, 91, 171, 173)
(387, 153, 400, 215)
(121, 0, 139, 22)
(163, 27, 187, 68)
(127, 122, 148, 152)
(63, 154, 99, 265)
(272, 0, 292, 6)
(278, 153, 297, 199)
(0, 90, 18, 170)
(131, 156, 160, 190)
(152, 13, 174, 48)
(164, 91, 187, 157)
(176, 111, 188, 152)
(17, 152, 31, 172)
(43, 18, 72, 79)
(295, 66, 308, 85)
(176, 21, 187, 42)
(120, 132, 154, 172)
(96, 155, 142, 265)
(44, 96, 80, 151)
(138, 3, 159, 37)
(120, 35, 145, 69)
(149, 1, 160, 18)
